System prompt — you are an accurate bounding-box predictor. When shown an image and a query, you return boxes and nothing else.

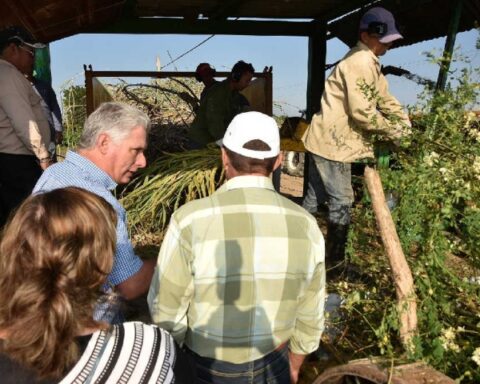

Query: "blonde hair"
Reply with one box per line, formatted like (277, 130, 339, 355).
(0, 187, 117, 379)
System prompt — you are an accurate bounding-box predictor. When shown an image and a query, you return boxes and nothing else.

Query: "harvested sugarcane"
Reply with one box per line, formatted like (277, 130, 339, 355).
(120, 147, 224, 234)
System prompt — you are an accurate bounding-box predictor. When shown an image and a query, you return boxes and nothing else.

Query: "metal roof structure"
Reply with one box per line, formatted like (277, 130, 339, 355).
(329, 0, 480, 49)
(1, 0, 478, 117)
(1, 0, 478, 45)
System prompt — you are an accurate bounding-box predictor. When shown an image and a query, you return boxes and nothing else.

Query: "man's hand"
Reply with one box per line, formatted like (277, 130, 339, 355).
(288, 351, 306, 384)
(117, 257, 156, 300)
(39, 159, 52, 170)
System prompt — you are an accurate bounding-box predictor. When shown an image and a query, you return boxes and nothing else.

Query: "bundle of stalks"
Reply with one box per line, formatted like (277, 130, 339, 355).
(144, 122, 188, 161)
(106, 79, 202, 160)
(120, 147, 224, 235)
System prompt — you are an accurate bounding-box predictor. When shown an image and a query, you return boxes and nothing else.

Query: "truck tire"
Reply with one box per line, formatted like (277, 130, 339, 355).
(283, 151, 305, 177)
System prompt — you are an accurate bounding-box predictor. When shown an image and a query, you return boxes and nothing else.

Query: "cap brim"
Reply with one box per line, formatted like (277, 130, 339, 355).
(379, 33, 403, 44)
(24, 41, 46, 49)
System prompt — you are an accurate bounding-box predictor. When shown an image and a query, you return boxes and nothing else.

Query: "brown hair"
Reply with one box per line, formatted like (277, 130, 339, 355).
(0, 187, 117, 379)
(224, 139, 277, 176)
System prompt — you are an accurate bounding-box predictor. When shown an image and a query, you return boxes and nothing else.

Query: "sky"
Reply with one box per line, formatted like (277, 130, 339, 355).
(49, 28, 480, 117)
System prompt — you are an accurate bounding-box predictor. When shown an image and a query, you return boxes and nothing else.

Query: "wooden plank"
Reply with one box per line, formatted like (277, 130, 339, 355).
(364, 166, 417, 351)
(83, 70, 271, 79)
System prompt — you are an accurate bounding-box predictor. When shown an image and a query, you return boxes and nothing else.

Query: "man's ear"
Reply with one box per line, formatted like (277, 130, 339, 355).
(273, 152, 283, 172)
(359, 31, 371, 45)
(96, 133, 111, 155)
(0, 43, 16, 59)
(221, 147, 229, 169)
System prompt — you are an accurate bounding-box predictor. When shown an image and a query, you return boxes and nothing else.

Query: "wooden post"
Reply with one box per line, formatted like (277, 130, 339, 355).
(84, 65, 94, 116)
(306, 19, 326, 121)
(364, 166, 417, 350)
(264, 71, 273, 116)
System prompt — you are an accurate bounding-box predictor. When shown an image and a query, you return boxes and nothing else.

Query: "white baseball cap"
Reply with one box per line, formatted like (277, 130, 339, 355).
(221, 112, 280, 159)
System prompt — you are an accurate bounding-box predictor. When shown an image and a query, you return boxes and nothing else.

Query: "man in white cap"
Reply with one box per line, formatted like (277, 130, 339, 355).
(302, 7, 411, 277)
(149, 111, 325, 383)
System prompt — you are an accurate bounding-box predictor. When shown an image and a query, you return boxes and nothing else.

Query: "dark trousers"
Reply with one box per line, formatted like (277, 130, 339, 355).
(0, 153, 42, 227)
(185, 344, 290, 384)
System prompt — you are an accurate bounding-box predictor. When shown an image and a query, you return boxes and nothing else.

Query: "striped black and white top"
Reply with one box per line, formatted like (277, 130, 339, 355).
(60, 322, 177, 384)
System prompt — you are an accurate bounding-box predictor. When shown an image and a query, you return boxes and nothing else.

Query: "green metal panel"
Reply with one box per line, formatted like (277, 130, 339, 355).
(34, 44, 52, 84)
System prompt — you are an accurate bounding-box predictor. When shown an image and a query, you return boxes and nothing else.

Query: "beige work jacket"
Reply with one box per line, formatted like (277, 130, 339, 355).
(0, 59, 51, 160)
(302, 42, 410, 163)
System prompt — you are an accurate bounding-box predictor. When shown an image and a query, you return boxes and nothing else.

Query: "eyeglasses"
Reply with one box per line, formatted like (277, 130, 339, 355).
(18, 45, 35, 57)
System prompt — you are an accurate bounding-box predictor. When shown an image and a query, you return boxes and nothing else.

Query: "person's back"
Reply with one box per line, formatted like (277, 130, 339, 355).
(189, 79, 230, 145)
(0, 188, 194, 383)
(0, 321, 182, 384)
(150, 111, 325, 384)
(155, 176, 323, 363)
(303, 42, 408, 163)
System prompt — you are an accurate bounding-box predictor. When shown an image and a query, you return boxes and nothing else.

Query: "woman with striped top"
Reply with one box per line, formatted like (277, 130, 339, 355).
(0, 187, 194, 383)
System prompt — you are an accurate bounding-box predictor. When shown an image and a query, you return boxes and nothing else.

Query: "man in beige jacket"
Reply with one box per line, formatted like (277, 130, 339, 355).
(302, 7, 410, 277)
(0, 26, 51, 226)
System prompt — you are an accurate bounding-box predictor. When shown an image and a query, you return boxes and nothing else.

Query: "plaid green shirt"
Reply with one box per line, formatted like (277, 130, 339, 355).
(148, 175, 325, 363)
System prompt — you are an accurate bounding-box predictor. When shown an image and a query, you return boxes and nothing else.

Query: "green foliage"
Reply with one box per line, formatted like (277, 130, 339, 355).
(336, 63, 480, 382)
(61, 82, 86, 149)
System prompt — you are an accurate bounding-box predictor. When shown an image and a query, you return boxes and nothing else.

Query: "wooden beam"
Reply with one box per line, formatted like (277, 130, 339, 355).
(87, 17, 313, 36)
(83, 70, 271, 79)
(4, 0, 41, 39)
(83, 68, 273, 115)
(322, 0, 372, 20)
(85, 0, 94, 24)
(306, 19, 327, 120)
(209, 0, 245, 20)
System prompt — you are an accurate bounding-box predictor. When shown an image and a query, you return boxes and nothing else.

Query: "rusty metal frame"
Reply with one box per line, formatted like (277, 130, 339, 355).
(84, 67, 272, 116)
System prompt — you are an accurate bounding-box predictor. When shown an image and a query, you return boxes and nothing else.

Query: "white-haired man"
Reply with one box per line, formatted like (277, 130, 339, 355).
(149, 111, 325, 383)
(34, 102, 155, 322)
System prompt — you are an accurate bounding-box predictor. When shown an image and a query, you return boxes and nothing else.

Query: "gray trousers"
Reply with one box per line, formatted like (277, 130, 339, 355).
(302, 152, 354, 225)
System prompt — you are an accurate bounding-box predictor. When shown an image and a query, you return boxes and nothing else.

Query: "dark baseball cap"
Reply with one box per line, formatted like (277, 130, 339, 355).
(0, 26, 46, 50)
(359, 7, 403, 44)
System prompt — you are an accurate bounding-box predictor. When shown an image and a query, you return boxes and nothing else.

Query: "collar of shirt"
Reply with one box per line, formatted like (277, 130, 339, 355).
(216, 175, 275, 193)
(65, 149, 117, 191)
